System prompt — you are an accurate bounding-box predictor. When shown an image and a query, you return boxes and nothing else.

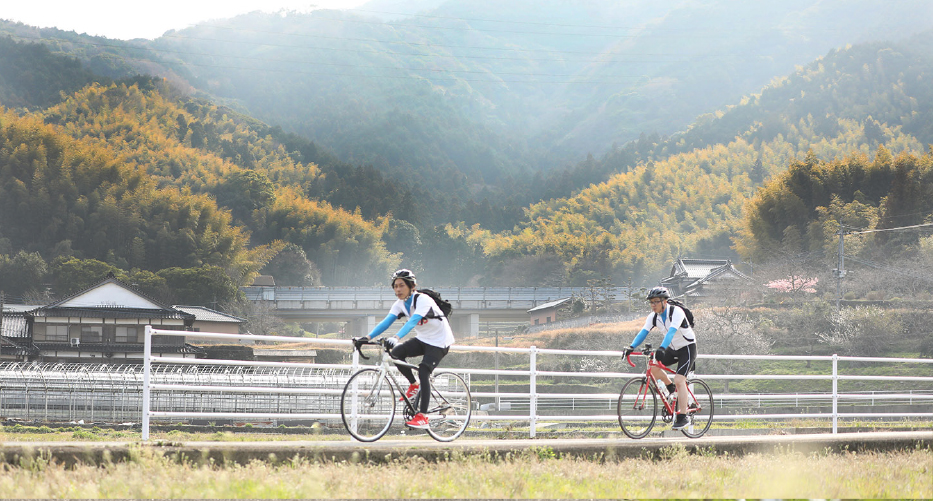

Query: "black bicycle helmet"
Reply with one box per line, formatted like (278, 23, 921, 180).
(391, 268, 417, 286)
(646, 286, 670, 300)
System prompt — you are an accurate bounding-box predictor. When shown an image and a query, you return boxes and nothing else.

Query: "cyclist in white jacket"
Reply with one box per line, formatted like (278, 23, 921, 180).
(623, 286, 697, 430)
(352, 269, 454, 430)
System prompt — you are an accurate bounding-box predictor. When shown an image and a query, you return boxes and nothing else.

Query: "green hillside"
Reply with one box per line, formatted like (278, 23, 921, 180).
(4, 0, 932, 207)
(0, 36, 105, 109)
(2, 20, 932, 290)
(479, 37, 933, 284)
(0, 85, 400, 289)
(0, 109, 254, 272)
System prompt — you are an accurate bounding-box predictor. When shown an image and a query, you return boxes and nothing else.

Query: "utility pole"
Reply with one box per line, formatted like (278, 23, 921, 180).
(0, 290, 4, 336)
(833, 226, 849, 311)
(832, 222, 933, 311)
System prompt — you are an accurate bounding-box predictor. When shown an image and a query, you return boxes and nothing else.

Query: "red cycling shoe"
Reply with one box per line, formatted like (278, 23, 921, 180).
(406, 412, 430, 429)
(400, 383, 419, 401)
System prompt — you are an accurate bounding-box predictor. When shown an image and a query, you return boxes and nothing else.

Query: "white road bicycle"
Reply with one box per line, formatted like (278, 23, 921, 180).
(340, 338, 472, 442)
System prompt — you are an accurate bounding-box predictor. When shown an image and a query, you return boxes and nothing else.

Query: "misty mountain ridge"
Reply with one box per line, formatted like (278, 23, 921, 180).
(1, 5, 932, 287)
(5, 0, 929, 197)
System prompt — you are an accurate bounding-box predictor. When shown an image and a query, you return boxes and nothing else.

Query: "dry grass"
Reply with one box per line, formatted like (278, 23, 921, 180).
(460, 320, 643, 348)
(0, 445, 928, 498)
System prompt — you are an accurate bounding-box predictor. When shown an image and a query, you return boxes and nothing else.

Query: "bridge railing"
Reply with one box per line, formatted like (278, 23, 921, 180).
(141, 326, 933, 440)
(242, 286, 632, 307)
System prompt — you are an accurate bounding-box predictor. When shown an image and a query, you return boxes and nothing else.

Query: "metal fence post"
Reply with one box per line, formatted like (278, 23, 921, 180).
(350, 344, 360, 430)
(142, 325, 152, 441)
(832, 353, 838, 434)
(529, 345, 537, 438)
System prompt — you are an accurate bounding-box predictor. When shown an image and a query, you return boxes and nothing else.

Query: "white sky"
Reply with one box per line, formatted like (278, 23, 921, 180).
(1, 1, 369, 40)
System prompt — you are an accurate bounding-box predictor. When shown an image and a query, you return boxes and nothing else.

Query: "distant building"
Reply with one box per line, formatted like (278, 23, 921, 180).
(0, 304, 35, 359)
(660, 257, 751, 299)
(527, 297, 573, 326)
(0, 275, 205, 363)
(251, 275, 275, 287)
(173, 305, 246, 335)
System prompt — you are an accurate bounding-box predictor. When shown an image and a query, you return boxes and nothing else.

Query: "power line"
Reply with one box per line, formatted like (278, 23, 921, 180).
(6, 21, 778, 64)
(176, 23, 769, 58)
(10, 33, 656, 79)
(10, 29, 769, 69)
(311, 13, 638, 38)
(343, 7, 860, 34)
(844, 255, 933, 283)
(847, 222, 933, 235)
(86, 51, 650, 85)
(345, 8, 650, 30)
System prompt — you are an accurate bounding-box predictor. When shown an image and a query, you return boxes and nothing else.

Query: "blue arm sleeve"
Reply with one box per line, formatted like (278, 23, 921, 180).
(367, 314, 397, 339)
(395, 314, 424, 339)
(630, 328, 650, 348)
(660, 327, 677, 349)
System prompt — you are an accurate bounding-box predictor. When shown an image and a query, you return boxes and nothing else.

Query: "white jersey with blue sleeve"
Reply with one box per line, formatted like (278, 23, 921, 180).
(641, 304, 697, 350)
(389, 291, 455, 348)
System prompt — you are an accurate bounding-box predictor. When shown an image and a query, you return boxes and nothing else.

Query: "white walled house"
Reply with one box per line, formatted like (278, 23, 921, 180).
(1, 275, 204, 362)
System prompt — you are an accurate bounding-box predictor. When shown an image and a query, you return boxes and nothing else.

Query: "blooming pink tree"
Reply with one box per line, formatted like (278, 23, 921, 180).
(766, 276, 818, 294)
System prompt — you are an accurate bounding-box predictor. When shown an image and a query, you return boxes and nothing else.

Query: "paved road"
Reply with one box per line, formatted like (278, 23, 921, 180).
(1, 431, 929, 467)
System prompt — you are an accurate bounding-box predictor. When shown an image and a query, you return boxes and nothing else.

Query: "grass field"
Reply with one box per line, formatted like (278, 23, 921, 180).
(0, 442, 929, 498)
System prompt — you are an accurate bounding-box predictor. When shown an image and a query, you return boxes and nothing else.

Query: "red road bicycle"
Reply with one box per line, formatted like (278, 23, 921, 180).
(617, 343, 715, 438)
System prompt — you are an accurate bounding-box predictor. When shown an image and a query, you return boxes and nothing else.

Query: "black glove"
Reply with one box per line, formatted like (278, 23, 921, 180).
(622, 346, 634, 359)
(655, 347, 667, 361)
(382, 336, 399, 351)
(351, 336, 368, 349)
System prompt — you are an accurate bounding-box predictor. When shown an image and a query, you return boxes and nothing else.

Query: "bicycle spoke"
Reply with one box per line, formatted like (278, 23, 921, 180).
(425, 372, 472, 442)
(340, 368, 396, 442)
(679, 378, 714, 438)
(617, 377, 657, 439)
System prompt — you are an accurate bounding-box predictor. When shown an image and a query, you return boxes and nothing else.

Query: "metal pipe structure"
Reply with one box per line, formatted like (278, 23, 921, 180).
(1, 327, 930, 439)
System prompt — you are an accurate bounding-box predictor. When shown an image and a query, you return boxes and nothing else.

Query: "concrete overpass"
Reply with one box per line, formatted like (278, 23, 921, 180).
(242, 286, 630, 337)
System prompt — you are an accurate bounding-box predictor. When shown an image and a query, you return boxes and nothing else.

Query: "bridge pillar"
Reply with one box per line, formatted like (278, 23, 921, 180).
(451, 313, 479, 338)
(348, 316, 376, 337)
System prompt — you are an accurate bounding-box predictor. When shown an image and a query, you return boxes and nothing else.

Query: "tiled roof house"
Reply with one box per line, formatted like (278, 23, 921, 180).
(1, 275, 204, 362)
(660, 257, 751, 299)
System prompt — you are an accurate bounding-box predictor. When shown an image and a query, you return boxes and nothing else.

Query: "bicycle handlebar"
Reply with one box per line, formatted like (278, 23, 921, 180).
(352, 338, 417, 369)
(352, 337, 387, 360)
(625, 343, 654, 367)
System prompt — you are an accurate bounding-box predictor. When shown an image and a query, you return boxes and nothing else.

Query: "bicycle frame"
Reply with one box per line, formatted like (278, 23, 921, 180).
(618, 343, 714, 438)
(350, 340, 421, 424)
(629, 349, 691, 418)
(342, 338, 473, 442)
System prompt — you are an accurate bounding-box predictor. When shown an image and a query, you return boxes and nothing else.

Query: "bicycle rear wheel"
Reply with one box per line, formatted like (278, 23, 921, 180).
(340, 368, 396, 442)
(680, 378, 714, 438)
(617, 377, 657, 439)
(425, 371, 472, 442)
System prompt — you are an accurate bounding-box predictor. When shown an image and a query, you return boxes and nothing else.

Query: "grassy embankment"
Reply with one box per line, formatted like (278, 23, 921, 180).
(0, 441, 929, 498)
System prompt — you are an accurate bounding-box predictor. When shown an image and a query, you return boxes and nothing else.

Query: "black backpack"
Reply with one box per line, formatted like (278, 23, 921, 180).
(653, 298, 695, 329)
(413, 289, 452, 319)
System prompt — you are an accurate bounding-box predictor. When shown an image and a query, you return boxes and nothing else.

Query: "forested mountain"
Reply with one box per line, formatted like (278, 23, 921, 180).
(738, 148, 933, 264)
(3, 0, 931, 207)
(0, 110, 262, 275)
(0, 84, 401, 292)
(544, 29, 933, 199)
(476, 34, 933, 285)
(1, 8, 932, 292)
(0, 37, 105, 110)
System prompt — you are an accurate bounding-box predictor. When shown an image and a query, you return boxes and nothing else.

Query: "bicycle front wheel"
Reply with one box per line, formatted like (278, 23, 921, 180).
(680, 378, 714, 438)
(340, 368, 396, 442)
(617, 377, 657, 439)
(425, 371, 472, 442)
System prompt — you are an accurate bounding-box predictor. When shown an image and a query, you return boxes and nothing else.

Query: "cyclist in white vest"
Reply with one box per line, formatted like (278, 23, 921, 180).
(623, 286, 698, 431)
(352, 269, 455, 429)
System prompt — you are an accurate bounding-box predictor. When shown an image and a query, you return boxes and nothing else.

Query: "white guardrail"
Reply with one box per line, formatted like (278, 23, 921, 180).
(141, 326, 933, 440)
